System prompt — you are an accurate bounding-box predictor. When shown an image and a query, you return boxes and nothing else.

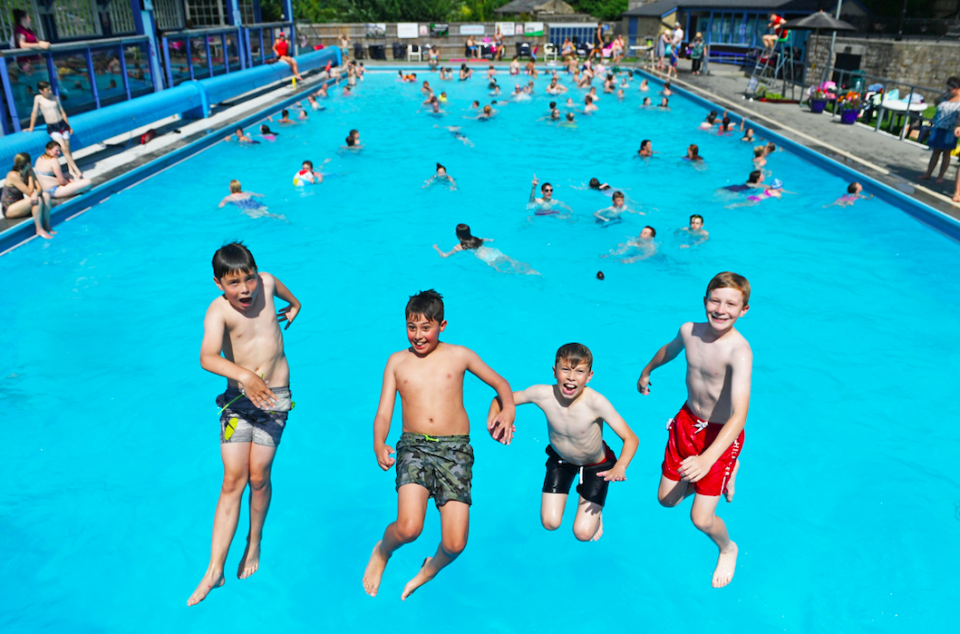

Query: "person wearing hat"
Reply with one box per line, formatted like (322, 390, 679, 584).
(920, 76, 960, 184)
(690, 33, 705, 75)
(672, 22, 684, 48)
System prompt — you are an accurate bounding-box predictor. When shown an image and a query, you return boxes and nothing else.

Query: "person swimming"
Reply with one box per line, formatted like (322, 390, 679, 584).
(434, 125, 474, 147)
(589, 177, 611, 191)
(722, 170, 765, 192)
(424, 163, 457, 190)
(605, 226, 658, 263)
(292, 159, 328, 186)
(642, 97, 652, 106)
(594, 191, 630, 225)
(741, 128, 754, 142)
(433, 223, 539, 275)
(824, 181, 873, 208)
(685, 144, 704, 162)
(743, 178, 783, 204)
(639, 79, 649, 92)
(658, 97, 670, 108)
(700, 111, 718, 129)
(637, 139, 654, 158)
(259, 124, 278, 141)
(218, 179, 286, 221)
(528, 174, 573, 216)
(226, 127, 258, 144)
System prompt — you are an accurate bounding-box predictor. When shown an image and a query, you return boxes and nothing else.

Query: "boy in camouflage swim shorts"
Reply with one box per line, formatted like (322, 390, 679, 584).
(362, 290, 516, 601)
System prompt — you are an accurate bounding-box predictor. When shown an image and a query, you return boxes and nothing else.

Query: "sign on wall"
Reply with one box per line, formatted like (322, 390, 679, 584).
(397, 23, 418, 38)
(459, 24, 485, 35)
(495, 22, 516, 36)
(524, 22, 544, 37)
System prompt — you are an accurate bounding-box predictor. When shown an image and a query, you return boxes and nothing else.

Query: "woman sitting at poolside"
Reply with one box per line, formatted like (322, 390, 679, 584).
(34, 141, 92, 199)
(423, 163, 457, 190)
(434, 223, 538, 275)
(2, 152, 54, 239)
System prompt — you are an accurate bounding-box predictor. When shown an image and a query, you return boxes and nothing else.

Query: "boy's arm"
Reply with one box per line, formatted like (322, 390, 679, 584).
(373, 356, 399, 470)
(637, 327, 686, 394)
(200, 303, 277, 408)
(679, 345, 752, 483)
(271, 275, 301, 330)
(591, 394, 639, 481)
(529, 175, 539, 202)
(487, 386, 540, 445)
(465, 349, 516, 438)
(218, 195, 231, 208)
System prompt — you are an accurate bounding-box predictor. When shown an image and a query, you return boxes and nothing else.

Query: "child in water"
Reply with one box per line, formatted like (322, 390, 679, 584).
(225, 127, 257, 143)
(219, 180, 286, 221)
(433, 224, 539, 275)
(293, 160, 326, 185)
(486, 343, 639, 542)
(594, 191, 635, 225)
(362, 290, 515, 600)
(685, 144, 704, 162)
(606, 226, 657, 262)
(678, 214, 709, 248)
(825, 182, 872, 208)
(423, 163, 457, 190)
(259, 124, 278, 141)
(636, 272, 753, 588)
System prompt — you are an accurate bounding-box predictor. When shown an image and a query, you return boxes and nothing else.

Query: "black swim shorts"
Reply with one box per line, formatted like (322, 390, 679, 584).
(542, 442, 617, 507)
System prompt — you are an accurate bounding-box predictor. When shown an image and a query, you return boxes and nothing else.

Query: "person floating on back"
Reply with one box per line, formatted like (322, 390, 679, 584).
(636, 272, 752, 588)
(487, 343, 638, 541)
(362, 290, 516, 600)
(188, 242, 302, 606)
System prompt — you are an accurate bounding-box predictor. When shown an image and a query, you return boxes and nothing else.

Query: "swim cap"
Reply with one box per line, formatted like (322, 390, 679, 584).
(770, 178, 783, 189)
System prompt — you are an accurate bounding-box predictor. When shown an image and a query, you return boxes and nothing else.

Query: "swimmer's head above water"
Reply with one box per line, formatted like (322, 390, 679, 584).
(639, 139, 652, 156)
(455, 224, 484, 249)
(689, 214, 704, 230)
(612, 191, 625, 205)
(748, 170, 763, 184)
(229, 179, 242, 193)
(847, 182, 863, 194)
(640, 226, 656, 239)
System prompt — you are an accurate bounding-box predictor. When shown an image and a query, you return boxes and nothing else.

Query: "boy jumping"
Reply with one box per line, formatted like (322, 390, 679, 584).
(187, 242, 302, 606)
(637, 272, 752, 588)
(488, 343, 638, 541)
(363, 290, 515, 600)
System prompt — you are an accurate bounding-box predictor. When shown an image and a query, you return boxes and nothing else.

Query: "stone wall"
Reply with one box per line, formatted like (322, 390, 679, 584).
(806, 35, 960, 101)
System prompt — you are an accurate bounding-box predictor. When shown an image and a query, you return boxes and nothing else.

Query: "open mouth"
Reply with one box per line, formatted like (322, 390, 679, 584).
(238, 297, 253, 307)
(561, 382, 577, 396)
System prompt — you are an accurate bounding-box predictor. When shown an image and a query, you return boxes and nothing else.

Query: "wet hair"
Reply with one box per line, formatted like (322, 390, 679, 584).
(690, 214, 703, 223)
(37, 80, 50, 91)
(212, 242, 257, 280)
(589, 178, 601, 188)
(643, 97, 651, 105)
(303, 160, 313, 169)
(12, 152, 31, 172)
(455, 224, 484, 250)
(612, 190, 624, 201)
(706, 271, 751, 306)
(566, 112, 574, 121)
(555, 342, 593, 370)
(847, 182, 860, 193)
(281, 109, 289, 117)
(706, 111, 718, 123)
(549, 101, 556, 109)
(461, 63, 467, 70)
(406, 289, 444, 323)
(766, 142, 777, 151)
(346, 136, 355, 146)
(659, 97, 669, 106)
(644, 226, 657, 237)
(483, 105, 492, 114)
(436, 163, 446, 173)
(688, 144, 699, 157)
(753, 146, 765, 157)
(235, 127, 244, 135)
(748, 170, 762, 183)
(640, 139, 651, 150)
(585, 95, 593, 104)
(472, 100, 479, 107)
(229, 179, 241, 193)
(541, 182, 552, 192)
(260, 124, 275, 134)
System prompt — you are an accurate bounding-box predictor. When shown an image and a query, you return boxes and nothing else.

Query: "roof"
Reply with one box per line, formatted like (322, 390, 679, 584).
(495, 0, 576, 14)
(622, 0, 832, 18)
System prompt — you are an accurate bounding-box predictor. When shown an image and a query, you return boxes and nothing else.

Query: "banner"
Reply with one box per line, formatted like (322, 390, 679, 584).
(495, 22, 516, 36)
(459, 24, 485, 35)
(397, 23, 418, 38)
(524, 22, 544, 37)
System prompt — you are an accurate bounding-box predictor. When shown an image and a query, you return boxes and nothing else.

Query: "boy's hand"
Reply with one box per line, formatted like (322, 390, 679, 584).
(487, 414, 515, 445)
(597, 464, 627, 482)
(240, 372, 278, 410)
(679, 454, 714, 483)
(637, 374, 652, 394)
(375, 443, 396, 470)
(277, 304, 299, 330)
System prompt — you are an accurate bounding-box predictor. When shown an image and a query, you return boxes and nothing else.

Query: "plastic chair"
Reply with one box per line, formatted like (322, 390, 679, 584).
(516, 42, 532, 58)
(407, 44, 422, 61)
(544, 42, 558, 62)
(353, 42, 365, 60)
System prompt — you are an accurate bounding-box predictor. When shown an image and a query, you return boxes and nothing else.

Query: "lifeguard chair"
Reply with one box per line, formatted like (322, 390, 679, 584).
(746, 32, 796, 101)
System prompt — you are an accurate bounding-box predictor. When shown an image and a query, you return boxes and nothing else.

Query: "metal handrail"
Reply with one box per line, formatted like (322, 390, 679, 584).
(246, 21, 294, 29)
(0, 35, 149, 58)
(164, 26, 242, 38)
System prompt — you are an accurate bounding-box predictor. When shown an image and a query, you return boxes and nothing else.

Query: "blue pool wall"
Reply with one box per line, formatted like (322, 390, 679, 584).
(0, 48, 342, 170)
(1, 61, 956, 256)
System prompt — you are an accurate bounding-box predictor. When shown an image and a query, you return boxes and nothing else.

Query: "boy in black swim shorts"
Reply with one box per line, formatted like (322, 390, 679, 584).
(488, 343, 638, 541)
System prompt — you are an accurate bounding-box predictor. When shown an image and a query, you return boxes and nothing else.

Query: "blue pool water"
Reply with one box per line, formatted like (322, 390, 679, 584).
(2, 70, 959, 632)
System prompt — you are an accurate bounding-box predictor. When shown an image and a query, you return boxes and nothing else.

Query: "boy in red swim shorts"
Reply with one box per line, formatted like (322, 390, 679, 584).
(637, 272, 753, 589)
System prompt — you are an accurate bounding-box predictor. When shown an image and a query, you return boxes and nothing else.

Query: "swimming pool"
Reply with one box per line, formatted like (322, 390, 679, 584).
(2, 69, 959, 633)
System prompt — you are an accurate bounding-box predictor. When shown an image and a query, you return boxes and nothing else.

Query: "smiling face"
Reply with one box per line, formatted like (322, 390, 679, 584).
(690, 217, 703, 231)
(541, 184, 553, 200)
(406, 314, 445, 356)
(215, 269, 260, 312)
(703, 287, 749, 335)
(553, 359, 593, 400)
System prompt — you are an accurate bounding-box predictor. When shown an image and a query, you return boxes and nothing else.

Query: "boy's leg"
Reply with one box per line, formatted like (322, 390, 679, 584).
(237, 443, 277, 579)
(690, 493, 738, 588)
(540, 492, 568, 531)
(363, 483, 429, 597)
(571, 496, 603, 542)
(187, 443, 251, 606)
(658, 474, 693, 507)
(57, 136, 82, 178)
(401, 500, 469, 600)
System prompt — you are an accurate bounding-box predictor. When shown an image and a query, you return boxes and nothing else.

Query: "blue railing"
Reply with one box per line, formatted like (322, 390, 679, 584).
(1, 35, 158, 134)
(243, 21, 296, 68)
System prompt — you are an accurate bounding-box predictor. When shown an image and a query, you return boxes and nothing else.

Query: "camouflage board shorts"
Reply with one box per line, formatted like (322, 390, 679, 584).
(395, 432, 474, 507)
(217, 385, 293, 447)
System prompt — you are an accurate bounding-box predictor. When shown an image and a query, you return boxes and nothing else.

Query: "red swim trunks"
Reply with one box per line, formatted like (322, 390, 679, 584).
(661, 403, 744, 497)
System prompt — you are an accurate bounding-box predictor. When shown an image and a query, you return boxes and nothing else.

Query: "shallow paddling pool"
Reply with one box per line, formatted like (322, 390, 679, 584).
(1, 70, 959, 633)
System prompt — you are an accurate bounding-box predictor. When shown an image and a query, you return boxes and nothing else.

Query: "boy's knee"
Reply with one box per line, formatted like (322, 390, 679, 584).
(441, 534, 467, 558)
(541, 517, 561, 531)
(690, 510, 715, 533)
(658, 491, 681, 508)
(573, 525, 595, 542)
(395, 518, 423, 543)
(248, 471, 271, 491)
(221, 473, 248, 494)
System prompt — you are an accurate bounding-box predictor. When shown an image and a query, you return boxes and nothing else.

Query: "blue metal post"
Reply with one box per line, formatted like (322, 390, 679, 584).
(45, 53, 59, 96)
(205, 35, 213, 77)
(282, 0, 296, 55)
(221, 32, 229, 73)
(187, 36, 194, 80)
(707, 12, 714, 46)
(162, 36, 173, 87)
(259, 29, 265, 64)
(0, 60, 19, 133)
(224, 0, 246, 69)
(118, 44, 131, 99)
(130, 0, 164, 92)
(244, 28, 252, 68)
(85, 48, 100, 108)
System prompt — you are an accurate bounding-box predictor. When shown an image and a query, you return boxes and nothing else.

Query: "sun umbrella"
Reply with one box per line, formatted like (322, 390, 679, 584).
(782, 11, 857, 66)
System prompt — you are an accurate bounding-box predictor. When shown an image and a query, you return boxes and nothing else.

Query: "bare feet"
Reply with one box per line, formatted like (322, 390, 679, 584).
(723, 459, 740, 503)
(918, 174, 931, 180)
(591, 515, 604, 542)
(712, 542, 738, 588)
(362, 541, 389, 597)
(936, 177, 945, 184)
(401, 557, 434, 601)
(37, 229, 53, 240)
(953, 192, 960, 203)
(237, 538, 260, 580)
(187, 570, 225, 606)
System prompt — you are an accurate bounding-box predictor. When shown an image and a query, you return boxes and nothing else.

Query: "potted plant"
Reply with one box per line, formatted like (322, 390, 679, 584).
(808, 81, 836, 114)
(838, 91, 861, 124)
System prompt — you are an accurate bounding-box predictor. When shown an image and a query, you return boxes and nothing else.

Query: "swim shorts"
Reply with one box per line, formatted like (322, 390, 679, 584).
(395, 432, 474, 507)
(542, 442, 618, 506)
(661, 403, 743, 497)
(216, 385, 292, 447)
(46, 120, 70, 141)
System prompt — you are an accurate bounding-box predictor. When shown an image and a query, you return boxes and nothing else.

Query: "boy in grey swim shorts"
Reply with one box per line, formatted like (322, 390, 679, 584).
(187, 242, 302, 607)
(362, 290, 515, 601)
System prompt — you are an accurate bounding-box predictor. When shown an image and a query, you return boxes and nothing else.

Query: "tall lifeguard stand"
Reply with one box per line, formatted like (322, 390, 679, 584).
(746, 32, 796, 101)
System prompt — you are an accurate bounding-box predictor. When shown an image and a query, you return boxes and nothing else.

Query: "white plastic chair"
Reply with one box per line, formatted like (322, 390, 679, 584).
(544, 42, 558, 63)
(407, 44, 423, 61)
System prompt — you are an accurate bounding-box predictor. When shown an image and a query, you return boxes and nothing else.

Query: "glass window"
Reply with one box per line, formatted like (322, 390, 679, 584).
(54, 52, 96, 115)
(720, 14, 732, 44)
(709, 14, 721, 45)
(745, 15, 757, 47)
(123, 42, 153, 97)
